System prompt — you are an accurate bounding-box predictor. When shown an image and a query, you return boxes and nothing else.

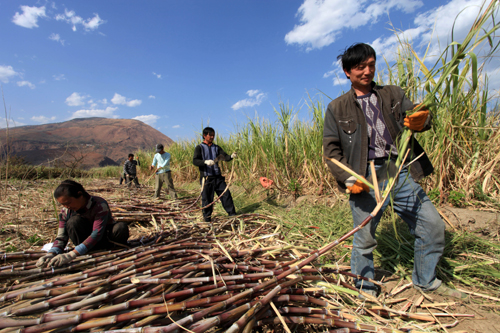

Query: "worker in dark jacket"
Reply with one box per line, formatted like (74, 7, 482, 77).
(193, 127, 237, 222)
(323, 43, 465, 300)
(120, 154, 140, 188)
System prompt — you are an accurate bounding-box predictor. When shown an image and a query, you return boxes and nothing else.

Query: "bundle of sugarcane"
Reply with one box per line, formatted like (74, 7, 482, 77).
(0, 210, 474, 333)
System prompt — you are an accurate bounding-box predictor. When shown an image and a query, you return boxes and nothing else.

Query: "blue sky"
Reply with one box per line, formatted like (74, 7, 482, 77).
(1, 0, 497, 141)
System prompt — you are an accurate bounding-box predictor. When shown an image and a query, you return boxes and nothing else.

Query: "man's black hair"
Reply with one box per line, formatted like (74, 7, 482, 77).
(337, 43, 376, 76)
(203, 127, 215, 137)
(128, 153, 134, 158)
(54, 179, 89, 199)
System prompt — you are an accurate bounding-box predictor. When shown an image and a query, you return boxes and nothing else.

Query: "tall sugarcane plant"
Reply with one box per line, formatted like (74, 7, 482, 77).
(396, 0, 500, 180)
(343, 0, 500, 198)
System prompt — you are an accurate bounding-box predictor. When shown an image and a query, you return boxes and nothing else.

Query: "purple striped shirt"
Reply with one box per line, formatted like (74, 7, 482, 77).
(49, 196, 114, 255)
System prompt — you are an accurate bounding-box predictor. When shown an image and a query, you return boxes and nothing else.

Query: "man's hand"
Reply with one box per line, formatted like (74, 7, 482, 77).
(36, 253, 55, 268)
(231, 152, 237, 159)
(48, 251, 78, 267)
(149, 165, 154, 171)
(345, 176, 370, 194)
(404, 104, 429, 131)
(204, 160, 215, 166)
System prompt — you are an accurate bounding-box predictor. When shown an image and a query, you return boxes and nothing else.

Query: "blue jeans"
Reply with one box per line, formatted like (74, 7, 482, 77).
(349, 165, 444, 292)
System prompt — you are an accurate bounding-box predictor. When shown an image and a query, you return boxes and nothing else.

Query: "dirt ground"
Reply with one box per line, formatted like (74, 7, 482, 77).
(1, 179, 499, 332)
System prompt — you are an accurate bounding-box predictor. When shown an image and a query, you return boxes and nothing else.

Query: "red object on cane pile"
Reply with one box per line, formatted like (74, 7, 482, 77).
(260, 177, 274, 189)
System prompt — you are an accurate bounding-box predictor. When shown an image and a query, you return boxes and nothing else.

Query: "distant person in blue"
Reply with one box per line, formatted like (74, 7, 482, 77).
(149, 144, 177, 199)
(193, 127, 237, 222)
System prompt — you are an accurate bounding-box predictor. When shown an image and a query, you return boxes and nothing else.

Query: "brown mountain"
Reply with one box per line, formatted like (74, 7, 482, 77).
(0, 118, 174, 168)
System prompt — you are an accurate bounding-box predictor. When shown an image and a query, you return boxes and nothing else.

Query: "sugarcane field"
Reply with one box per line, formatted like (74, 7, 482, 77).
(0, 171, 499, 333)
(2, 1, 500, 333)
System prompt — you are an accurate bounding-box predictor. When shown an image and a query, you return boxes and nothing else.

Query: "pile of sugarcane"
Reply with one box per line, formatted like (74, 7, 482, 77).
(0, 214, 474, 333)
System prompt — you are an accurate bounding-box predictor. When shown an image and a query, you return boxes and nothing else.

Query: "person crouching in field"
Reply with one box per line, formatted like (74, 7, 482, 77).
(36, 180, 129, 268)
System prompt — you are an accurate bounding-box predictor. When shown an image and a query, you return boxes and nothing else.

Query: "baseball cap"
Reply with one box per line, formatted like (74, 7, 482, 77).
(156, 144, 164, 153)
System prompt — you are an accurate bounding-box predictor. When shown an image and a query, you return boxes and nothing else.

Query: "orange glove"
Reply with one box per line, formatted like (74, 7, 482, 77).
(345, 176, 370, 194)
(404, 109, 429, 131)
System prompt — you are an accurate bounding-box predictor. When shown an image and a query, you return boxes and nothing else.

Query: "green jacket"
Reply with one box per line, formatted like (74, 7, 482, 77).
(323, 83, 434, 190)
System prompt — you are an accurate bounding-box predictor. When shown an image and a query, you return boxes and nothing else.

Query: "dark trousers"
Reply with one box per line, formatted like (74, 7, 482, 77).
(66, 215, 129, 251)
(120, 173, 139, 187)
(201, 175, 236, 222)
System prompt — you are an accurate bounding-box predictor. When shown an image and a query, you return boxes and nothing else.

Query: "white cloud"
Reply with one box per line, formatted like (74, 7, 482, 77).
(12, 5, 46, 29)
(247, 90, 260, 97)
(127, 99, 142, 107)
(70, 106, 118, 119)
(285, 0, 423, 50)
(323, 62, 350, 86)
(149, 95, 156, 99)
(49, 33, 65, 45)
(56, 9, 105, 32)
(0, 117, 26, 128)
(83, 14, 104, 30)
(152, 72, 162, 79)
(31, 115, 56, 123)
(111, 93, 142, 107)
(111, 93, 126, 105)
(231, 90, 267, 110)
(370, 0, 491, 64)
(0, 65, 19, 83)
(53, 74, 66, 80)
(133, 114, 160, 126)
(65, 92, 87, 106)
(172, 125, 180, 129)
(17, 81, 35, 89)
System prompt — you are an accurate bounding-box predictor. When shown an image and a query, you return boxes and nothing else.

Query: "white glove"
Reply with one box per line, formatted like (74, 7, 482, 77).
(231, 152, 237, 159)
(345, 176, 357, 187)
(48, 251, 78, 267)
(204, 160, 215, 166)
(36, 253, 55, 268)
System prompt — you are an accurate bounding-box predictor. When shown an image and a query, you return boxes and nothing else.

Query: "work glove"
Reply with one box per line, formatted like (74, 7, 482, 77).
(36, 253, 55, 268)
(204, 160, 215, 166)
(48, 251, 78, 267)
(345, 176, 370, 194)
(231, 152, 237, 159)
(404, 104, 429, 131)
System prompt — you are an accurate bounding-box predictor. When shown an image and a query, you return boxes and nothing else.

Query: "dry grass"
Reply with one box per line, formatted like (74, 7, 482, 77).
(0, 178, 498, 332)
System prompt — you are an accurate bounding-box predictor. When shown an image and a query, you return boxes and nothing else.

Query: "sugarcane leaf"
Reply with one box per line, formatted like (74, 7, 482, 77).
(468, 51, 478, 91)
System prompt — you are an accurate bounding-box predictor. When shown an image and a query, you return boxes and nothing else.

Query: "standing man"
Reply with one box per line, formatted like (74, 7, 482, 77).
(150, 144, 177, 200)
(193, 127, 237, 222)
(122, 154, 140, 188)
(323, 43, 465, 299)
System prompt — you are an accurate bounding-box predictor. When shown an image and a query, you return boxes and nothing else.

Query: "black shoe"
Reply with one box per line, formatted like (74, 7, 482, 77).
(204, 218, 211, 222)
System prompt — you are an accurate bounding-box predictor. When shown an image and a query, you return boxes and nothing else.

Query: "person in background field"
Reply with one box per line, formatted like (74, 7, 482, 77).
(36, 180, 129, 268)
(323, 43, 466, 300)
(119, 153, 140, 188)
(149, 143, 177, 200)
(193, 127, 237, 222)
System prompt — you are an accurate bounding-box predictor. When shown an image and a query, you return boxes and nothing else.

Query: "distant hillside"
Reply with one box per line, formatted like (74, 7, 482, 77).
(0, 118, 174, 169)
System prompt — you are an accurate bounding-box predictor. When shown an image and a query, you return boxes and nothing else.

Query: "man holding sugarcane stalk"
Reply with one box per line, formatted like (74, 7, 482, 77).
(193, 127, 237, 222)
(323, 43, 466, 300)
